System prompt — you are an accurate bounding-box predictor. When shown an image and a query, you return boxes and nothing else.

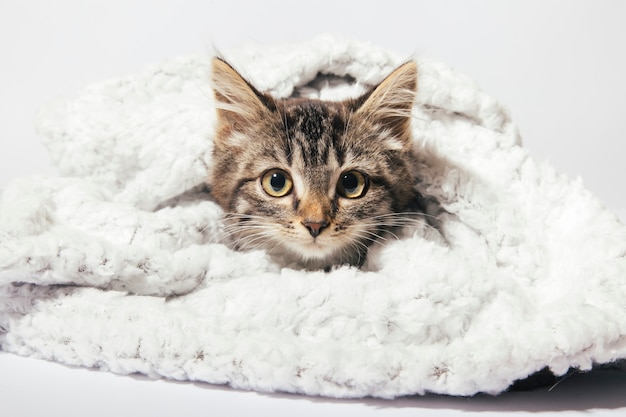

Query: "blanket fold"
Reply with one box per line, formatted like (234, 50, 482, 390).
(1, 35, 625, 398)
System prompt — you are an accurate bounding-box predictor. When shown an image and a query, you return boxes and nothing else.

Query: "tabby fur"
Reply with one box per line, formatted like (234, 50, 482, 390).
(210, 57, 423, 269)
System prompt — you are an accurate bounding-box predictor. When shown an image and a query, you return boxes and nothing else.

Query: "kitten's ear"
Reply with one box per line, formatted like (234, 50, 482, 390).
(353, 61, 417, 147)
(211, 57, 273, 135)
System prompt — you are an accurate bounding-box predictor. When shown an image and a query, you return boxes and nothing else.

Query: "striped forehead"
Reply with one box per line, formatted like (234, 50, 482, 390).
(281, 100, 347, 167)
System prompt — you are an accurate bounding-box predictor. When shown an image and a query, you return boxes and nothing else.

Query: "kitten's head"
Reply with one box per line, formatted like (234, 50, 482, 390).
(210, 57, 419, 269)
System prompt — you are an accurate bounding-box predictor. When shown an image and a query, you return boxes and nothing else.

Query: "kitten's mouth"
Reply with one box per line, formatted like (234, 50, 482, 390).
(303, 238, 329, 249)
(287, 237, 338, 260)
(305, 239, 326, 249)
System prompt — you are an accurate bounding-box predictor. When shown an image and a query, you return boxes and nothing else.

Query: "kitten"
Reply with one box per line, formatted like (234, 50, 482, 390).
(209, 57, 425, 270)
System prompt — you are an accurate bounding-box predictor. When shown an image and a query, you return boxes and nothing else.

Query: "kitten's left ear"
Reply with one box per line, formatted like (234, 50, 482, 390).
(354, 61, 417, 148)
(211, 57, 274, 136)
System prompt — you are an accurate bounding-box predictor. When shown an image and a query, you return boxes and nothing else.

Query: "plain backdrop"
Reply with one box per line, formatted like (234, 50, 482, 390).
(1, 1, 625, 416)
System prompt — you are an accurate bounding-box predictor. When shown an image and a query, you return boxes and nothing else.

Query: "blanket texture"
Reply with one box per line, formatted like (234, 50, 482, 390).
(1, 36, 625, 398)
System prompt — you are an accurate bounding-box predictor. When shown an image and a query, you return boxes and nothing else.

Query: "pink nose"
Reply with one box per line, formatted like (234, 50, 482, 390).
(302, 220, 329, 238)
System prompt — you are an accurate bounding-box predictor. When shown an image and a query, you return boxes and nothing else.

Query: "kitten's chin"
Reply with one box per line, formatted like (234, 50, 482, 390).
(269, 239, 363, 270)
(283, 240, 334, 260)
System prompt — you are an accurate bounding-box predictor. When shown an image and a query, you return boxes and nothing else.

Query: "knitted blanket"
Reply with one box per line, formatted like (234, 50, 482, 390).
(1, 36, 625, 398)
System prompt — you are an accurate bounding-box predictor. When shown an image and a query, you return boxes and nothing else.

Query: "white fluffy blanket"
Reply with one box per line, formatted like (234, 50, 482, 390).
(1, 36, 625, 398)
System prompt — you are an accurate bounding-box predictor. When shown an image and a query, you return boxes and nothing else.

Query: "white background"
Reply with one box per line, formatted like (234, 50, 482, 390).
(1, 1, 625, 416)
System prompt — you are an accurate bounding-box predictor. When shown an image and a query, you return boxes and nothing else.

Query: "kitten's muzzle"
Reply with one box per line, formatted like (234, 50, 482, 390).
(302, 220, 329, 238)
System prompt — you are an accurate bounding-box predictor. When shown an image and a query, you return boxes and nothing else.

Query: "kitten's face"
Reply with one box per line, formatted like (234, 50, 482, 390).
(210, 58, 418, 269)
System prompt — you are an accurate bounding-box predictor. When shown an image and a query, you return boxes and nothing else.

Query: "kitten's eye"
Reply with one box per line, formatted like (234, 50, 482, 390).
(337, 171, 368, 199)
(261, 169, 293, 197)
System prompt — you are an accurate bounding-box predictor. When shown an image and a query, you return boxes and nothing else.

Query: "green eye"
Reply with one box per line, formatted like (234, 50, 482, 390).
(337, 170, 368, 199)
(261, 169, 293, 197)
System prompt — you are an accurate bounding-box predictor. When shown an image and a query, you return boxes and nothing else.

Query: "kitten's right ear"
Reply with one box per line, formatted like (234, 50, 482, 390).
(211, 57, 273, 134)
(352, 61, 417, 149)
